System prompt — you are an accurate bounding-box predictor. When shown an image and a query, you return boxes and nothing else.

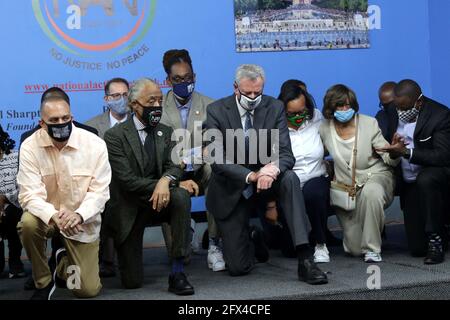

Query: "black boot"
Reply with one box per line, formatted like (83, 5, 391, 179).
(30, 281, 55, 300)
(424, 234, 445, 265)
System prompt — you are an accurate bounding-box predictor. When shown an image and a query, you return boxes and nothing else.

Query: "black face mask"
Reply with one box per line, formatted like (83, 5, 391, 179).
(142, 107, 162, 127)
(45, 121, 73, 142)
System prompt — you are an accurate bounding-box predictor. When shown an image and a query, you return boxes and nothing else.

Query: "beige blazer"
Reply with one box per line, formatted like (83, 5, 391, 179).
(161, 90, 214, 149)
(319, 114, 400, 187)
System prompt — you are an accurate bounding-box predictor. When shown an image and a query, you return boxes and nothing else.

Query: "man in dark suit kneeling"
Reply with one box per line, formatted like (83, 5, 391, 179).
(379, 79, 450, 264)
(205, 64, 327, 285)
(103, 78, 194, 295)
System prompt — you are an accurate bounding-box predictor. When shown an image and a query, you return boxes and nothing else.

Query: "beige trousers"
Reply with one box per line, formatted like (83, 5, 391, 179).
(335, 172, 395, 256)
(17, 211, 101, 298)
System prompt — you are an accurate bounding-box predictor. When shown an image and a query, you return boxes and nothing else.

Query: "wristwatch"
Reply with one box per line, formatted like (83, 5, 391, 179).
(402, 149, 411, 159)
(164, 175, 179, 188)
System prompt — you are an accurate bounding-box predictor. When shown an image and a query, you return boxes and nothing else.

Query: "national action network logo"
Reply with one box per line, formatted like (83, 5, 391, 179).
(32, 0, 157, 71)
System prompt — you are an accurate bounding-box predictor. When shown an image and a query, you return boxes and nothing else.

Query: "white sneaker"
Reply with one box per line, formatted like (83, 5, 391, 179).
(364, 251, 382, 263)
(207, 245, 226, 272)
(314, 244, 330, 263)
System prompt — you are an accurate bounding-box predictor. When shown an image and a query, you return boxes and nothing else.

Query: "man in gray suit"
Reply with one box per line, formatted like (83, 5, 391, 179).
(85, 77, 130, 278)
(160, 49, 225, 272)
(205, 64, 327, 284)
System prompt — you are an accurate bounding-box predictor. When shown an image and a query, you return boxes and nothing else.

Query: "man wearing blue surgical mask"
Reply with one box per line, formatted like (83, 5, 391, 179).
(86, 78, 130, 139)
(160, 49, 226, 272)
(85, 77, 130, 279)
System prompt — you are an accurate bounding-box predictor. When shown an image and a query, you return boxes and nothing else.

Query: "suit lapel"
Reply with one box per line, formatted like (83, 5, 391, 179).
(165, 91, 183, 129)
(224, 95, 243, 130)
(123, 119, 146, 175)
(100, 112, 111, 135)
(154, 125, 166, 176)
(414, 101, 432, 138)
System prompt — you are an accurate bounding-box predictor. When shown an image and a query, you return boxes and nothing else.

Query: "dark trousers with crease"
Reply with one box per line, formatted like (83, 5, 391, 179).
(259, 176, 330, 257)
(401, 167, 449, 256)
(303, 176, 330, 246)
(115, 187, 191, 289)
(215, 170, 311, 276)
(0, 205, 23, 263)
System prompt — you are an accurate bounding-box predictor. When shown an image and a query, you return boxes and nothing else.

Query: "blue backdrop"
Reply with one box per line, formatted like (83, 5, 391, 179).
(0, 0, 449, 144)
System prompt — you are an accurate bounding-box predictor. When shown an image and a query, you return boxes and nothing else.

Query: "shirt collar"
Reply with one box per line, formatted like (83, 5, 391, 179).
(109, 111, 128, 127)
(133, 114, 147, 131)
(36, 123, 81, 150)
(175, 95, 193, 110)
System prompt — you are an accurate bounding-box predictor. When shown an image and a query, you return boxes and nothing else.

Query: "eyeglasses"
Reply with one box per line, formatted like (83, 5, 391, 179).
(107, 92, 128, 100)
(170, 74, 194, 84)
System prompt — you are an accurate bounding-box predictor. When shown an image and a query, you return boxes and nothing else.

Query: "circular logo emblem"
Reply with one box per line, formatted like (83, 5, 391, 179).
(32, 0, 156, 57)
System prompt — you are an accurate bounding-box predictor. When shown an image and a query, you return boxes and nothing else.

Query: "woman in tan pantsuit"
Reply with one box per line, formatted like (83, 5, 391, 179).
(319, 85, 400, 263)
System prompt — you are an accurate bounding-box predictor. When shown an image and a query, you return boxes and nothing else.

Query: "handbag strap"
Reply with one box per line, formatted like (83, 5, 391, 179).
(329, 115, 359, 186)
(350, 114, 359, 196)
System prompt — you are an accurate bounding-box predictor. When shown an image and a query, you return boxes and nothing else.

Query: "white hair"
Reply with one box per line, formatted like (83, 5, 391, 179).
(235, 64, 265, 85)
(128, 78, 158, 105)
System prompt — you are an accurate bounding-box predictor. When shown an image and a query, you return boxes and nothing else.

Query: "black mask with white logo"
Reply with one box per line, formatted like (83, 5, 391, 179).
(143, 107, 162, 127)
(45, 121, 73, 142)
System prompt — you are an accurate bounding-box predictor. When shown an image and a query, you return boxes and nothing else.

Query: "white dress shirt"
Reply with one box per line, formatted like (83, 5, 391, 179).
(289, 109, 327, 187)
(109, 112, 128, 128)
(396, 119, 421, 182)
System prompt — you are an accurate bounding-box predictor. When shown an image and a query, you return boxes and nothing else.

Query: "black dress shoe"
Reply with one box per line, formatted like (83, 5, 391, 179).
(168, 272, 195, 296)
(24, 276, 36, 291)
(99, 262, 116, 278)
(30, 281, 55, 300)
(250, 226, 269, 263)
(424, 242, 444, 265)
(298, 258, 328, 285)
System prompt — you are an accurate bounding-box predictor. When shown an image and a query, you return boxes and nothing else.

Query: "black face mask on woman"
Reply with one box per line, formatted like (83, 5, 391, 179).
(45, 121, 73, 142)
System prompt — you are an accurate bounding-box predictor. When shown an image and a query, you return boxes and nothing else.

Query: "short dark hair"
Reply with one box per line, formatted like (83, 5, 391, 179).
(394, 79, 422, 100)
(278, 81, 315, 120)
(41, 87, 70, 105)
(280, 79, 307, 92)
(0, 124, 15, 154)
(378, 81, 396, 96)
(322, 84, 359, 120)
(104, 77, 130, 95)
(162, 49, 194, 75)
(40, 96, 71, 114)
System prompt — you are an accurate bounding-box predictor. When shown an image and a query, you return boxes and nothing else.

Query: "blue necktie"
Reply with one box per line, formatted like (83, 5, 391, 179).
(242, 111, 254, 199)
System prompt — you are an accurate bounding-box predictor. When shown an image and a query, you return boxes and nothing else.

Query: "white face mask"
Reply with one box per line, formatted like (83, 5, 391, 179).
(238, 90, 262, 111)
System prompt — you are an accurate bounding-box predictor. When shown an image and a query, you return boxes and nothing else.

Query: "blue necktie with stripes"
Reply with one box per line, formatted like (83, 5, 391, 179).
(242, 111, 254, 199)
